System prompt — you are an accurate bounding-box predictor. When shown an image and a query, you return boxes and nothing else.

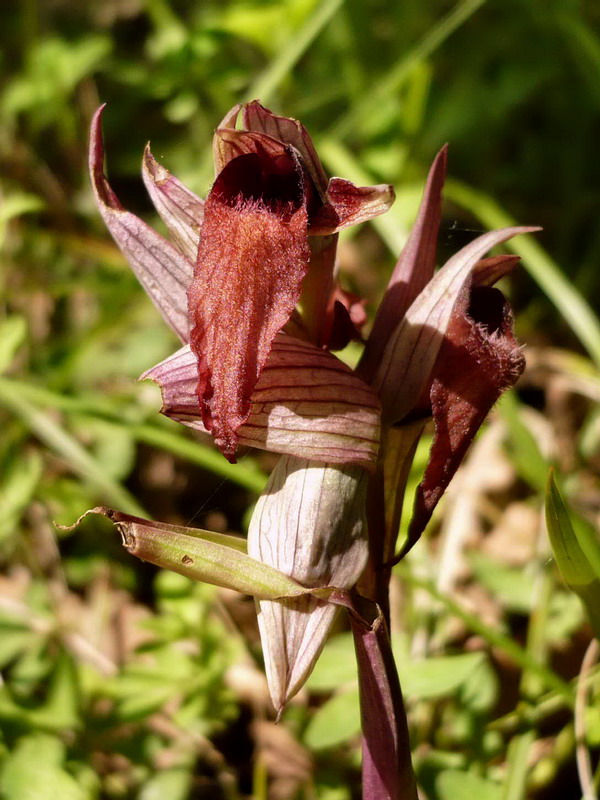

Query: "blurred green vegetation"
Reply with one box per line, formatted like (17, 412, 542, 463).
(1, 0, 599, 797)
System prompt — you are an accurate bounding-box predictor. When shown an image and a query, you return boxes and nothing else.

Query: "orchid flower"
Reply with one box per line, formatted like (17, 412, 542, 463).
(88, 102, 537, 778)
(89, 101, 391, 711)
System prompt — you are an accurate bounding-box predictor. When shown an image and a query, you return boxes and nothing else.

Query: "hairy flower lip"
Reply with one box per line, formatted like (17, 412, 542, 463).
(188, 140, 311, 460)
(371, 224, 540, 427)
(399, 277, 526, 556)
(214, 102, 395, 237)
(189, 105, 395, 457)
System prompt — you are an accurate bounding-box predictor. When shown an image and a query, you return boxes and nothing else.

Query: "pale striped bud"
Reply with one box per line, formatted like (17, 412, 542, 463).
(248, 455, 369, 713)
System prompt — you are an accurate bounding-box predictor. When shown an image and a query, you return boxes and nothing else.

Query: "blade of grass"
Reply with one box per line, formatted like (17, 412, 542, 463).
(244, 0, 345, 106)
(502, 733, 535, 800)
(398, 567, 574, 702)
(575, 639, 600, 800)
(0, 379, 267, 494)
(330, 0, 488, 140)
(502, 521, 554, 800)
(445, 180, 600, 370)
(498, 392, 548, 493)
(0, 380, 147, 516)
(546, 471, 600, 639)
(554, 11, 600, 103)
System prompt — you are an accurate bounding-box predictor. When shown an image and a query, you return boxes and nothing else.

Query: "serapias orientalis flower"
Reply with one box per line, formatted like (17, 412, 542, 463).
(88, 101, 539, 712)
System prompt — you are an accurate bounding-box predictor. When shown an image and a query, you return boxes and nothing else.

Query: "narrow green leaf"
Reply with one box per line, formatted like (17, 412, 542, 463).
(545, 471, 600, 639)
(81, 508, 333, 601)
(0, 451, 43, 541)
(546, 473, 598, 587)
(245, 0, 345, 105)
(501, 731, 535, 800)
(0, 316, 27, 374)
(499, 392, 548, 493)
(39, 650, 81, 730)
(330, 0, 488, 140)
(0, 379, 147, 516)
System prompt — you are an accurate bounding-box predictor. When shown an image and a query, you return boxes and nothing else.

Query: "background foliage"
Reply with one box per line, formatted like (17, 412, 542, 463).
(1, 0, 599, 797)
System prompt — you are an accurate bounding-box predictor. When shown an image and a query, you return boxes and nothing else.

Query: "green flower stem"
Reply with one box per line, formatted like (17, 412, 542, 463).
(502, 523, 554, 800)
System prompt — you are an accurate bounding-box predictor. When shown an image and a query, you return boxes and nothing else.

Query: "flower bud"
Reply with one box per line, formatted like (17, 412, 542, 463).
(248, 455, 369, 712)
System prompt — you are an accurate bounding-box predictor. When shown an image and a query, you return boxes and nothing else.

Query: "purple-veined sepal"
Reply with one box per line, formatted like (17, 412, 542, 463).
(142, 334, 381, 470)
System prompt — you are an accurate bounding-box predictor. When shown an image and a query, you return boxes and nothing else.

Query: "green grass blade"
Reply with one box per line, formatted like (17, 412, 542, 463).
(501, 732, 535, 800)
(0, 380, 147, 517)
(502, 530, 555, 799)
(132, 424, 267, 494)
(546, 471, 600, 639)
(398, 567, 574, 702)
(0, 379, 267, 494)
(330, 0, 488, 140)
(498, 392, 548, 493)
(244, 0, 345, 105)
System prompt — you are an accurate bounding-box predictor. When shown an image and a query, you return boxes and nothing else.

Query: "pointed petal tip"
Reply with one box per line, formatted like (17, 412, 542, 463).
(89, 110, 193, 341)
(91, 103, 108, 128)
(90, 104, 107, 150)
(89, 104, 123, 213)
(142, 143, 165, 181)
(425, 144, 448, 187)
(434, 142, 449, 165)
(141, 143, 204, 263)
(310, 179, 396, 234)
(514, 224, 542, 234)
